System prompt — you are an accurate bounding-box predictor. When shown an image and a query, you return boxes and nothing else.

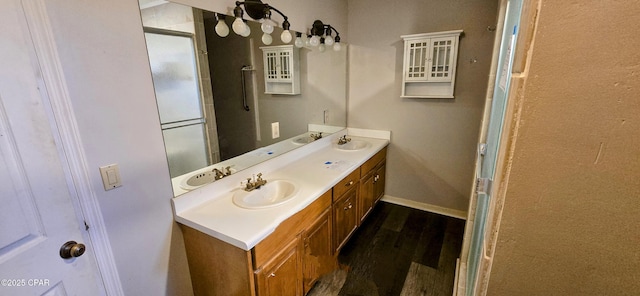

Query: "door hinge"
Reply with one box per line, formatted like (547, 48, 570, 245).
(84, 221, 90, 232)
(479, 143, 487, 156)
(476, 177, 492, 195)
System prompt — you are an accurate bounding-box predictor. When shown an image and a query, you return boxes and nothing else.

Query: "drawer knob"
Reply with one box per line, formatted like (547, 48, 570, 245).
(346, 181, 354, 186)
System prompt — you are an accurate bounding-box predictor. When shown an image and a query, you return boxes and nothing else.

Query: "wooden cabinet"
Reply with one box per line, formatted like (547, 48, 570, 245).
(331, 147, 388, 254)
(302, 209, 334, 294)
(260, 45, 300, 95)
(358, 147, 387, 223)
(180, 146, 387, 296)
(373, 163, 386, 202)
(253, 191, 332, 296)
(181, 191, 332, 296)
(332, 186, 358, 253)
(255, 236, 302, 296)
(401, 30, 462, 98)
(359, 171, 375, 223)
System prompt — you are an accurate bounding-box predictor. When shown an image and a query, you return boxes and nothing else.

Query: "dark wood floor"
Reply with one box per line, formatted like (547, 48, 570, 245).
(309, 202, 465, 296)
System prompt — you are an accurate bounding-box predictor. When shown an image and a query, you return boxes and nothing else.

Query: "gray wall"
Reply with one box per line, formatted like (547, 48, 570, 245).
(346, 0, 499, 212)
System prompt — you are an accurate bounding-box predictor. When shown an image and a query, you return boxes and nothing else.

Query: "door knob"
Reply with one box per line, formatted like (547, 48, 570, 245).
(60, 241, 86, 259)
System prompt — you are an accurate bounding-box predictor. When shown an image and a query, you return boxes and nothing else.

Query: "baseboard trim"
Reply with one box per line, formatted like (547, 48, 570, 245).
(381, 195, 468, 220)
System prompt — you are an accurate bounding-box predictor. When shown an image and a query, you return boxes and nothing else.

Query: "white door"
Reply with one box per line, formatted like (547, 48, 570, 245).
(0, 1, 105, 295)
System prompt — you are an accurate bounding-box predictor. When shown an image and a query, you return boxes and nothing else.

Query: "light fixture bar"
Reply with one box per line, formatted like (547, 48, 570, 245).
(232, 0, 293, 44)
(309, 20, 342, 51)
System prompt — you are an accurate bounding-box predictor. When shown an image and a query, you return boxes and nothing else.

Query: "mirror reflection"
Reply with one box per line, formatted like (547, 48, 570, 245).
(139, 1, 347, 196)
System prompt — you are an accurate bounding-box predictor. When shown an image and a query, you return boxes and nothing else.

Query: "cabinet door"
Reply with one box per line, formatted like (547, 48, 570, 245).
(405, 38, 430, 81)
(302, 209, 334, 294)
(256, 237, 302, 296)
(277, 49, 293, 82)
(373, 162, 386, 203)
(263, 50, 280, 82)
(404, 36, 456, 83)
(427, 36, 456, 82)
(333, 187, 358, 253)
(359, 172, 375, 223)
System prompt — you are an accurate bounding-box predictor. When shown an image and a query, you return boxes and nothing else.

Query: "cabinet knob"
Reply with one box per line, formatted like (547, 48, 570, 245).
(269, 273, 276, 278)
(346, 180, 354, 186)
(344, 203, 353, 210)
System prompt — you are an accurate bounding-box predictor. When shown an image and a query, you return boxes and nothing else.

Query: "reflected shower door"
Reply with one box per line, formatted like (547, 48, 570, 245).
(144, 30, 209, 178)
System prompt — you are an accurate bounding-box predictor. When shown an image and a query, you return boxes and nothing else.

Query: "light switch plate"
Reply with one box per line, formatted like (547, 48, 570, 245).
(99, 164, 122, 191)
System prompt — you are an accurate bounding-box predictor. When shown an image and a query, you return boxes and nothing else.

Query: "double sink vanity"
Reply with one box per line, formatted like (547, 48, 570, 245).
(172, 129, 389, 295)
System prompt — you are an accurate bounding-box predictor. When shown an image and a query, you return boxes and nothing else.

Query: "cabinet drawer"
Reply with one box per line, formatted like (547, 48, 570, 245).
(361, 147, 387, 176)
(332, 168, 360, 200)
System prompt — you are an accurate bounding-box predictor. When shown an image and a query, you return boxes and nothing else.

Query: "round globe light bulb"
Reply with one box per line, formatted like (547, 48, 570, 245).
(232, 17, 246, 35)
(294, 36, 304, 48)
(309, 35, 320, 47)
(304, 35, 311, 47)
(261, 21, 274, 34)
(215, 20, 230, 37)
(333, 42, 342, 51)
(324, 35, 334, 46)
(318, 43, 326, 52)
(240, 24, 251, 37)
(262, 33, 273, 45)
(280, 30, 292, 43)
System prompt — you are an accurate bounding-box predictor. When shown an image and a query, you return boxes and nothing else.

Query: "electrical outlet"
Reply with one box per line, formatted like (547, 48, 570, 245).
(271, 122, 280, 139)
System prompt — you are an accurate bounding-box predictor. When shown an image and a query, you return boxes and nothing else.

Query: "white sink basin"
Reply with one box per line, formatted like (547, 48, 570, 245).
(180, 167, 236, 191)
(334, 140, 371, 151)
(232, 180, 299, 209)
(292, 136, 314, 145)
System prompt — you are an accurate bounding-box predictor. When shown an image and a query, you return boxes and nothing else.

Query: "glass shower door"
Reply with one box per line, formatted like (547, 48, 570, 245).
(144, 30, 209, 178)
(465, 0, 523, 294)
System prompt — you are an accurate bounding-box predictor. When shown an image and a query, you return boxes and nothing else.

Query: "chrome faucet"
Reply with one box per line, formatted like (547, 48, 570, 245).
(338, 135, 351, 145)
(243, 173, 267, 191)
(310, 132, 323, 140)
(212, 166, 232, 180)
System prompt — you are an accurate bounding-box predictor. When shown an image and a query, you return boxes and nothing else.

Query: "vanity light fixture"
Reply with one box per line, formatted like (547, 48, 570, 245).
(301, 20, 342, 51)
(228, 0, 293, 44)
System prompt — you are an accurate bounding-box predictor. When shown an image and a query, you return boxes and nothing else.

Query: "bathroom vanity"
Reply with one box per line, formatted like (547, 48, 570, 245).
(172, 130, 389, 295)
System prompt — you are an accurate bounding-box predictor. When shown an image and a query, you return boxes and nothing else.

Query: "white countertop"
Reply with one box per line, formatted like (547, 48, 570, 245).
(171, 128, 390, 250)
(171, 125, 345, 196)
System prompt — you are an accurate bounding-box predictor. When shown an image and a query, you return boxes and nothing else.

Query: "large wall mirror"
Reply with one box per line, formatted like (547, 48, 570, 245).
(139, 1, 347, 196)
